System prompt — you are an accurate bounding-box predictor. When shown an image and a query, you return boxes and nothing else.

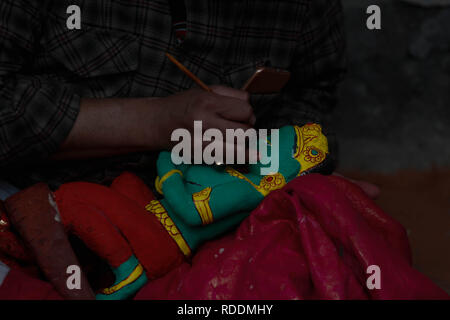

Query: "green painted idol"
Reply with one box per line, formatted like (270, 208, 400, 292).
(146, 124, 331, 257)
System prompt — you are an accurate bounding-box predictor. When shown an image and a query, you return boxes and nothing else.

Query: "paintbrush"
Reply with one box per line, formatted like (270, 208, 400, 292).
(165, 52, 212, 92)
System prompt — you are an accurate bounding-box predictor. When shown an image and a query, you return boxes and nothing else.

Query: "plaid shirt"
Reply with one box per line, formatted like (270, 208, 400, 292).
(0, 0, 345, 188)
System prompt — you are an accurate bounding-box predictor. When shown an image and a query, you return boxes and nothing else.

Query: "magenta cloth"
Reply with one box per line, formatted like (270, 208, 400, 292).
(135, 174, 448, 300)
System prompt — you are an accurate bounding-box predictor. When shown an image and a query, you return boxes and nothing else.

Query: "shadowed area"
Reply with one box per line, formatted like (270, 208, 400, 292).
(338, 0, 450, 293)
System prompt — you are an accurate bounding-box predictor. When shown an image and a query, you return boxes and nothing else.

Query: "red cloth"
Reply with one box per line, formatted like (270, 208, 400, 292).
(135, 174, 449, 300)
(0, 268, 61, 300)
(54, 173, 184, 278)
(1, 173, 448, 299)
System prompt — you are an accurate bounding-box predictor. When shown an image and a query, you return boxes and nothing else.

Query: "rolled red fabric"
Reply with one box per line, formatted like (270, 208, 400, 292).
(54, 173, 184, 280)
(4, 183, 94, 299)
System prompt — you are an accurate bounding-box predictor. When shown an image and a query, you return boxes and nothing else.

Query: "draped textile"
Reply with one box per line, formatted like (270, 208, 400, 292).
(135, 174, 448, 300)
(0, 174, 447, 299)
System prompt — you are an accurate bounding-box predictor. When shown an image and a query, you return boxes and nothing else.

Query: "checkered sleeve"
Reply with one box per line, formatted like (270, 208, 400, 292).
(0, 0, 80, 167)
(263, 0, 346, 165)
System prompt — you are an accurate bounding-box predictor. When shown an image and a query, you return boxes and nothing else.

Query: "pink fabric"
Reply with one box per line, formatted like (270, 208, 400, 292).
(135, 174, 449, 300)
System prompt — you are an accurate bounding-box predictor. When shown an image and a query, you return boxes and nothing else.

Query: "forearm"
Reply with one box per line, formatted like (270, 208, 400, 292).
(54, 97, 172, 160)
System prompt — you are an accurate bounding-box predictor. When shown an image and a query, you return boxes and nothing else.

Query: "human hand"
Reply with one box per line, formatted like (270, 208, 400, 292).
(157, 85, 255, 158)
(165, 85, 254, 131)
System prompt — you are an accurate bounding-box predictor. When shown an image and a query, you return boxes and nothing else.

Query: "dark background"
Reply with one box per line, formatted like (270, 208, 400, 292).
(336, 0, 450, 293)
(336, 0, 450, 171)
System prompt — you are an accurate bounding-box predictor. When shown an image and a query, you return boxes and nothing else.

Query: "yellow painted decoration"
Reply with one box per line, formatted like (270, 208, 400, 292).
(192, 187, 214, 225)
(293, 124, 329, 175)
(155, 169, 183, 194)
(101, 263, 144, 295)
(145, 200, 192, 257)
(225, 167, 286, 197)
